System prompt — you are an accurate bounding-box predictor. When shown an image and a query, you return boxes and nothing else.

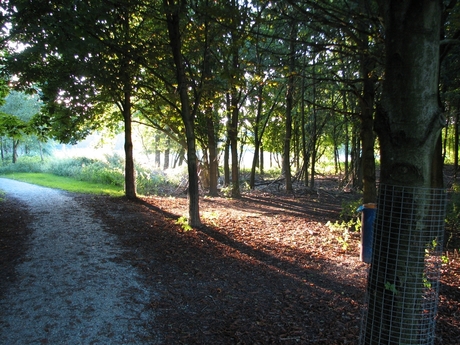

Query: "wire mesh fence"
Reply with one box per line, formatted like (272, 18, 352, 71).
(360, 184, 446, 345)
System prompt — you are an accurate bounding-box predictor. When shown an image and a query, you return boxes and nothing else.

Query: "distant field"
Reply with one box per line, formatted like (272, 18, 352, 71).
(0, 172, 124, 196)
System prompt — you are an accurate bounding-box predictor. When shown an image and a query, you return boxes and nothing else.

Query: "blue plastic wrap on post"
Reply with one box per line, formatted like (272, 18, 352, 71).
(358, 203, 377, 263)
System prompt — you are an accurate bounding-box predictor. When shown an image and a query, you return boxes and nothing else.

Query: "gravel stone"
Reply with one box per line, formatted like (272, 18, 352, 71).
(0, 178, 160, 344)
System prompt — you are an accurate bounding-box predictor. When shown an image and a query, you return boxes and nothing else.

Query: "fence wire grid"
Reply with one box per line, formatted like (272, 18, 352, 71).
(360, 184, 446, 345)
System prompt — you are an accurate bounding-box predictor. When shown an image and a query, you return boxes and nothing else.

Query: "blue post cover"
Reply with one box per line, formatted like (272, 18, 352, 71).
(358, 203, 377, 263)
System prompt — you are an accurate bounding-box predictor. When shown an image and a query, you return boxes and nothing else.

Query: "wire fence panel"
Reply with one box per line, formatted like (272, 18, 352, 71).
(360, 184, 446, 345)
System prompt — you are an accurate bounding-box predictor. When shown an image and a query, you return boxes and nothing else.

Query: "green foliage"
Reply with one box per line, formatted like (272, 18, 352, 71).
(441, 255, 450, 264)
(326, 221, 353, 250)
(340, 198, 363, 221)
(135, 168, 168, 196)
(422, 273, 432, 289)
(0, 156, 45, 173)
(0, 154, 185, 196)
(326, 198, 362, 251)
(176, 216, 193, 231)
(384, 281, 399, 295)
(263, 167, 283, 179)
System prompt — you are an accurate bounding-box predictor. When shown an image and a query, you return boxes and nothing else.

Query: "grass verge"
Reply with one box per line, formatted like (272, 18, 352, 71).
(0, 173, 125, 197)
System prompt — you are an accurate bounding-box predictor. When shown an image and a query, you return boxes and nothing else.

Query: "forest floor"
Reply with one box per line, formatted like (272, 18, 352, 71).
(1, 175, 459, 344)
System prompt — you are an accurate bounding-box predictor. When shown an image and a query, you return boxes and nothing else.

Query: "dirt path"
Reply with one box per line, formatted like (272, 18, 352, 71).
(0, 178, 160, 344)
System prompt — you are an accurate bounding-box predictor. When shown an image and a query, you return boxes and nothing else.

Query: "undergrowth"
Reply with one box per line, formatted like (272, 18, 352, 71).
(326, 198, 362, 251)
(0, 154, 184, 196)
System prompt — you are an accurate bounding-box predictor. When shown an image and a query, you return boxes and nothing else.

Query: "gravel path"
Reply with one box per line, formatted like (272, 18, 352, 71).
(0, 178, 160, 344)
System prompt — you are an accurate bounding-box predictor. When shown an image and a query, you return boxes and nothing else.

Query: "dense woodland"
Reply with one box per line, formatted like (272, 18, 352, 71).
(1, 1, 460, 344)
(0, 1, 459, 210)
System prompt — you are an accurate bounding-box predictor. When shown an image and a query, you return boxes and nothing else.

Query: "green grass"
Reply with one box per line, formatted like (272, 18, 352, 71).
(0, 172, 125, 197)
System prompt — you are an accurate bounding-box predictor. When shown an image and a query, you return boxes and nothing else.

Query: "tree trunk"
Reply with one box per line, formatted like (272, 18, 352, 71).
(362, 2, 444, 344)
(259, 145, 264, 175)
(455, 107, 459, 177)
(206, 109, 218, 196)
(155, 134, 161, 168)
(358, 0, 377, 204)
(0, 137, 4, 162)
(224, 136, 230, 186)
(164, 0, 201, 227)
(123, 90, 137, 200)
(230, 88, 240, 198)
(250, 85, 263, 189)
(12, 139, 19, 164)
(301, 71, 309, 187)
(284, 20, 296, 192)
(164, 137, 170, 170)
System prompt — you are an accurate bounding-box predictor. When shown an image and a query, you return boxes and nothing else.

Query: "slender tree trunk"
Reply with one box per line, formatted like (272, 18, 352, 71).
(155, 134, 161, 168)
(12, 139, 18, 163)
(164, 137, 170, 170)
(259, 145, 264, 175)
(362, 2, 444, 344)
(164, 0, 201, 227)
(301, 67, 309, 187)
(206, 110, 218, 196)
(224, 137, 230, 186)
(123, 90, 137, 200)
(455, 108, 459, 177)
(0, 137, 4, 162)
(284, 20, 296, 192)
(39, 141, 44, 162)
(250, 85, 263, 189)
(344, 116, 350, 183)
(202, 11, 218, 197)
(230, 88, 240, 198)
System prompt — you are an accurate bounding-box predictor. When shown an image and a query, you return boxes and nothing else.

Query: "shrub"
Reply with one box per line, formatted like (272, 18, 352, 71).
(0, 156, 45, 174)
(136, 168, 168, 195)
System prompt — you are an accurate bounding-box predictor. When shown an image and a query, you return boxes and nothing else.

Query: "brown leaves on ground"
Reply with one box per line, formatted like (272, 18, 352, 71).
(1, 185, 459, 344)
(83, 189, 459, 345)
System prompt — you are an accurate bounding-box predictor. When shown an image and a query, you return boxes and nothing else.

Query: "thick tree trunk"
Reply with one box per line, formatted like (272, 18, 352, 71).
(358, 0, 377, 204)
(359, 66, 377, 203)
(164, 0, 201, 227)
(362, 2, 444, 344)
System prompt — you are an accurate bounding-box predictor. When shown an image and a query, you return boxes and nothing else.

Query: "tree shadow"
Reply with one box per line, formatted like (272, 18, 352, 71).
(112, 197, 367, 344)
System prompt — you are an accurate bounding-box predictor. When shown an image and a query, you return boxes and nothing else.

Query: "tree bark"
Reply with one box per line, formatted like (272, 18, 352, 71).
(284, 20, 297, 192)
(250, 85, 263, 189)
(230, 86, 240, 198)
(164, 0, 201, 227)
(12, 139, 19, 163)
(164, 137, 170, 170)
(455, 106, 459, 177)
(206, 109, 218, 196)
(362, 1, 444, 344)
(358, 0, 377, 204)
(123, 90, 137, 200)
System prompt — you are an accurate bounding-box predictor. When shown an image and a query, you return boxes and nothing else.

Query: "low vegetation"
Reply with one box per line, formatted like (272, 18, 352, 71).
(0, 154, 185, 196)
